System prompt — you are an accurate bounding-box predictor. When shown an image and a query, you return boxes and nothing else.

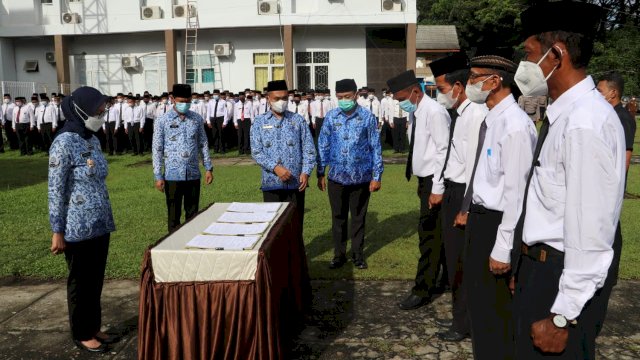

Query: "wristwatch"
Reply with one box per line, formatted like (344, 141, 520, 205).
(552, 314, 577, 328)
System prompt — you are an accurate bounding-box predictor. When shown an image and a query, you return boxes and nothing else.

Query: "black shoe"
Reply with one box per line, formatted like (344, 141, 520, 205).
(354, 260, 368, 269)
(398, 293, 431, 310)
(436, 329, 468, 342)
(96, 333, 121, 345)
(329, 256, 346, 269)
(435, 318, 453, 328)
(73, 339, 108, 353)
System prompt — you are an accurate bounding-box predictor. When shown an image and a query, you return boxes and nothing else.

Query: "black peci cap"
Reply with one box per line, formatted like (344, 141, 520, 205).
(267, 80, 288, 92)
(335, 79, 358, 93)
(172, 84, 192, 99)
(386, 70, 419, 93)
(429, 52, 469, 78)
(521, 1, 605, 40)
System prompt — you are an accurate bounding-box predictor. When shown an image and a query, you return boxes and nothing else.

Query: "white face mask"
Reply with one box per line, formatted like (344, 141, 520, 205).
(270, 99, 287, 114)
(74, 103, 104, 132)
(117, 98, 123, 103)
(514, 47, 559, 97)
(41, 101, 48, 106)
(52, 101, 58, 105)
(316, 96, 324, 101)
(288, 95, 294, 101)
(436, 85, 459, 109)
(466, 76, 495, 104)
(3, 99, 9, 104)
(368, 94, 374, 100)
(204, 97, 210, 101)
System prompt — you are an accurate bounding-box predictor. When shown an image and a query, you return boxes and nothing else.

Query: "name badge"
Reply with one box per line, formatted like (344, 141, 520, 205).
(263, 125, 273, 129)
(487, 148, 492, 157)
(170, 123, 179, 128)
(81, 152, 91, 158)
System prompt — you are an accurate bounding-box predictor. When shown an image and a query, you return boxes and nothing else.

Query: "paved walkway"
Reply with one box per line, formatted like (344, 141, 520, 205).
(0, 278, 638, 359)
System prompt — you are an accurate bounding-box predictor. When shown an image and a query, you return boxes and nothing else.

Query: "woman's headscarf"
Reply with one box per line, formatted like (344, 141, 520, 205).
(58, 86, 109, 140)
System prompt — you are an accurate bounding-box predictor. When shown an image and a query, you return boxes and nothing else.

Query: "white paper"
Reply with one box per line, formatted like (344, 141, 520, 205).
(185, 234, 261, 250)
(217, 211, 277, 223)
(203, 222, 270, 235)
(226, 202, 282, 213)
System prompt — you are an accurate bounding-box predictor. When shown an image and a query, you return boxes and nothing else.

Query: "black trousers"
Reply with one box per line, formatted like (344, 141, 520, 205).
(327, 180, 371, 262)
(513, 224, 621, 359)
(105, 122, 118, 155)
(441, 180, 469, 334)
(17, 123, 32, 155)
(465, 204, 513, 360)
(263, 189, 306, 232)
(165, 179, 200, 232)
(0, 123, 4, 151)
(5, 121, 19, 149)
(237, 119, 251, 154)
(40, 123, 54, 153)
(411, 175, 443, 297)
(314, 118, 324, 138)
(392, 117, 407, 152)
(204, 122, 214, 150)
(64, 234, 110, 341)
(127, 123, 143, 155)
(210, 116, 225, 152)
(383, 121, 394, 147)
(144, 118, 154, 152)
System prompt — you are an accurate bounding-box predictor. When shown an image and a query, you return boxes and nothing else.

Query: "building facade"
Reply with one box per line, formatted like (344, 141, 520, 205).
(0, 0, 417, 96)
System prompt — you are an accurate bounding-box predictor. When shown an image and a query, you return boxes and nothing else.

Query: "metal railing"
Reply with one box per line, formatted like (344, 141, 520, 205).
(0, 81, 85, 99)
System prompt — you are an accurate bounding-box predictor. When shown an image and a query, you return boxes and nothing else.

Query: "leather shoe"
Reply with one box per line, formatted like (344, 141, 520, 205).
(435, 318, 453, 327)
(436, 329, 468, 342)
(96, 333, 121, 345)
(328, 256, 346, 269)
(397, 293, 430, 310)
(73, 339, 108, 353)
(354, 260, 368, 270)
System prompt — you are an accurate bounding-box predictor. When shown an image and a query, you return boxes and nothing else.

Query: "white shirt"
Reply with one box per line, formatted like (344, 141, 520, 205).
(389, 99, 409, 119)
(443, 99, 488, 186)
(142, 101, 156, 119)
(311, 99, 333, 124)
(288, 101, 307, 120)
(114, 102, 127, 127)
(364, 98, 381, 120)
(35, 104, 47, 128)
(380, 97, 389, 121)
(407, 94, 451, 194)
(12, 104, 35, 128)
(226, 99, 235, 122)
(155, 102, 171, 119)
(523, 76, 625, 320)
(124, 104, 145, 127)
(257, 98, 270, 115)
(1, 103, 15, 125)
(234, 100, 254, 125)
(207, 97, 228, 124)
(471, 94, 536, 264)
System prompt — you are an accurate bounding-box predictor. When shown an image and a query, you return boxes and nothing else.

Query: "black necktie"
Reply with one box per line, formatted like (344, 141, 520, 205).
(512, 116, 550, 269)
(214, 99, 219, 118)
(57, 105, 61, 122)
(439, 109, 459, 181)
(460, 119, 488, 213)
(405, 114, 417, 181)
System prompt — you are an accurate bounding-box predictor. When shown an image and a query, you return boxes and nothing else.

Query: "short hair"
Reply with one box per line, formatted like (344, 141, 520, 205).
(598, 71, 624, 95)
(444, 69, 470, 87)
(535, 30, 593, 69)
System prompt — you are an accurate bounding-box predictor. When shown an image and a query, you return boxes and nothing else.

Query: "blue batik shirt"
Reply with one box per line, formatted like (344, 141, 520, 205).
(48, 133, 116, 242)
(251, 110, 316, 191)
(152, 108, 213, 181)
(317, 105, 384, 185)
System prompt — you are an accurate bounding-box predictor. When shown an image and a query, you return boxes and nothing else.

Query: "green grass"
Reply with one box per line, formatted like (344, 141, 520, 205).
(1, 126, 639, 280)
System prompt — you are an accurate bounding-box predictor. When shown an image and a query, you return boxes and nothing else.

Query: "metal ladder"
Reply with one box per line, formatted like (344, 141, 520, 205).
(183, 0, 199, 87)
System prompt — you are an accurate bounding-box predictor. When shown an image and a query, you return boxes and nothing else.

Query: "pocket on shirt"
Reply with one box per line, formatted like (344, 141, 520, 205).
(533, 167, 565, 203)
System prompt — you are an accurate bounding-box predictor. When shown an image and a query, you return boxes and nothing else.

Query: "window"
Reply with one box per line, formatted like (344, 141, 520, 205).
(143, 55, 168, 95)
(295, 51, 329, 91)
(185, 53, 215, 91)
(253, 52, 285, 91)
(41, 0, 53, 4)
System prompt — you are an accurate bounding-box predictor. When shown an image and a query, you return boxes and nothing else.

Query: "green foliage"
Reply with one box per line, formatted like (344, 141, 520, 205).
(590, 23, 640, 96)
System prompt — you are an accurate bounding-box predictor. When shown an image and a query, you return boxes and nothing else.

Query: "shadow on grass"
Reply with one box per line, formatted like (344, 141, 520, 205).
(0, 157, 49, 190)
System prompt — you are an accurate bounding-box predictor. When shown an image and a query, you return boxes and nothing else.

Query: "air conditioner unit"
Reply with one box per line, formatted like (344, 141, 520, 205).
(121, 56, 139, 69)
(213, 43, 232, 57)
(258, 1, 279, 15)
(62, 12, 81, 24)
(141, 6, 162, 20)
(173, 4, 196, 18)
(24, 60, 39, 72)
(45, 52, 56, 64)
(68, 0, 82, 3)
(381, 0, 403, 12)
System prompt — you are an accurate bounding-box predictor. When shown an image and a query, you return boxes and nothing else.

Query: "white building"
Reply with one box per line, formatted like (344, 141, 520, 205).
(0, 0, 417, 97)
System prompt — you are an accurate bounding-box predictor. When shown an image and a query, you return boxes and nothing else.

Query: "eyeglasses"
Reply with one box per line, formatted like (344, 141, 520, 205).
(468, 72, 496, 80)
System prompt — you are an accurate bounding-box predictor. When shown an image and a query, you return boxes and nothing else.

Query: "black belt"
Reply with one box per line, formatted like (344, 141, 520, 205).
(444, 179, 465, 189)
(521, 243, 564, 263)
(469, 204, 503, 215)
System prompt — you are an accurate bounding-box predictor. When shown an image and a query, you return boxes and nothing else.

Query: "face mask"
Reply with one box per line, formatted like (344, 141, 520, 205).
(117, 98, 123, 103)
(74, 102, 104, 132)
(338, 99, 356, 112)
(316, 96, 324, 101)
(288, 96, 294, 101)
(213, 95, 219, 100)
(175, 102, 191, 113)
(270, 100, 287, 113)
(436, 85, 459, 109)
(192, 99, 199, 104)
(514, 47, 559, 97)
(32, 102, 38, 107)
(466, 76, 494, 104)
(399, 90, 418, 113)
(41, 101, 48, 106)
(162, 99, 168, 104)
(368, 94, 374, 100)
(15, 102, 22, 107)
(204, 97, 210, 101)
(3, 99, 9, 104)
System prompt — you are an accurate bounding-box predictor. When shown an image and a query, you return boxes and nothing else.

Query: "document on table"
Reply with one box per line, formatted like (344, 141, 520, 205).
(203, 222, 270, 235)
(217, 211, 277, 223)
(185, 234, 261, 250)
(226, 202, 281, 213)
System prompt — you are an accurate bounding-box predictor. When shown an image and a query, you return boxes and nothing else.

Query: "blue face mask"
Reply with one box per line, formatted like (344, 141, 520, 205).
(399, 90, 418, 113)
(175, 102, 191, 114)
(338, 99, 356, 112)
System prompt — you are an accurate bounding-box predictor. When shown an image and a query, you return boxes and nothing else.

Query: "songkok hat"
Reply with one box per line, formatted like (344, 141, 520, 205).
(160, 92, 169, 98)
(213, 89, 220, 94)
(31, 96, 38, 101)
(429, 53, 469, 77)
(335, 79, 358, 93)
(521, 1, 605, 40)
(267, 80, 288, 92)
(116, 92, 124, 97)
(172, 84, 192, 99)
(3, 93, 9, 97)
(469, 54, 518, 74)
(386, 70, 419, 93)
(203, 90, 211, 95)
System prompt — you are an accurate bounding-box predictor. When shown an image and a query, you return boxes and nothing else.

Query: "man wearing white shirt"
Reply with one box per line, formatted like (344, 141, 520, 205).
(234, 93, 254, 155)
(142, 94, 157, 152)
(124, 96, 145, 155)
(257, 87, 270, 116)
(207, 89, 228, 153)
(379, 89, 392, 146)
(288, 94, 307, 121)
(36, 96, 57, 154)
(12, 97, 35, 155)
(364, 89, 382, 130)
(387, 70, 451, 311)
(457, 53, 536, 360)
(1, 93, 20, 152)
(430, 53, 488, 342)
(311, 89, 333, 139)
(389, 95, 409, 153)
(512, 3, 624, 359)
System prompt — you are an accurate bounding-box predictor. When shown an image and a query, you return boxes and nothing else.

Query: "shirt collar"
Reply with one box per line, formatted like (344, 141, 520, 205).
(457, 98, 472, 116)
(485, 94, 516, 127)
(546, 76, 596, 125)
